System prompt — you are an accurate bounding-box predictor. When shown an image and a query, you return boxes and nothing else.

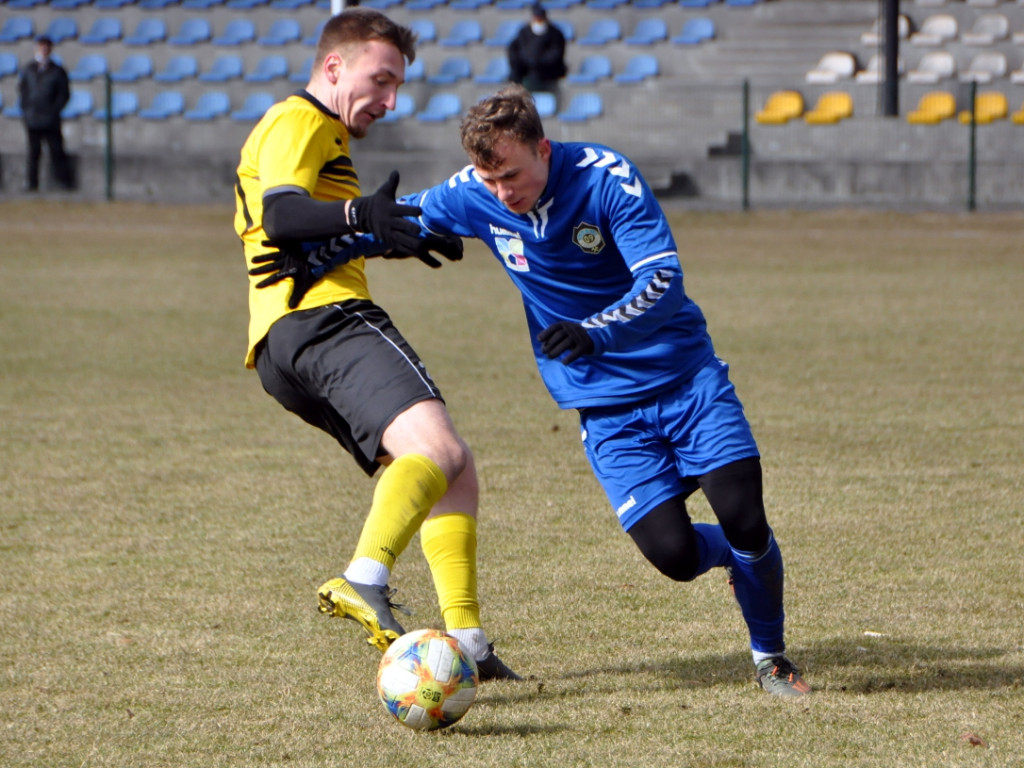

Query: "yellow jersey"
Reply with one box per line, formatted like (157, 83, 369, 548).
(234, 92, 373, 368)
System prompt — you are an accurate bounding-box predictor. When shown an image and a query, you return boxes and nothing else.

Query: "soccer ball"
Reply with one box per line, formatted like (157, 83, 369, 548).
(376, 629, 479, 731)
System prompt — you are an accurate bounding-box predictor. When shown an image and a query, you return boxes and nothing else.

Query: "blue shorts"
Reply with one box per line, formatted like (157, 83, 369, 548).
(579, 358, 759, 531)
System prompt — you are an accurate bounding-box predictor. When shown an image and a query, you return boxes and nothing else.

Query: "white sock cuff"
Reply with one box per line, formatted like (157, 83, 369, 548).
(344, 557, 391, 587)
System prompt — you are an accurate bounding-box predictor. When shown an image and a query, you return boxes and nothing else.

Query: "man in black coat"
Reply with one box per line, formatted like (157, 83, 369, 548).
(507, 4, 567, 98)
(18, 36, 72, 191)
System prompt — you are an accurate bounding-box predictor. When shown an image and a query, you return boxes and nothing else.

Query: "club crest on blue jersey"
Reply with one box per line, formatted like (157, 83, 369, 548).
(496, 236, 529, 272)
(573, 223, 605, 254)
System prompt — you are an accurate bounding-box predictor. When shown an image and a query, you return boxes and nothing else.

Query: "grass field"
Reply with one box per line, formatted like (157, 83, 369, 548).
(1, 202, 1022, 768)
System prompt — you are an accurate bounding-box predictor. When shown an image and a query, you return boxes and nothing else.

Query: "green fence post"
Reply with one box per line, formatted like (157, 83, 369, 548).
(967, 80, 976, 213)
(741, 79, 750, 211)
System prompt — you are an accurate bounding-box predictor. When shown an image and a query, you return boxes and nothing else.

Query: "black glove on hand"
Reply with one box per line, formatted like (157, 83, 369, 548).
(379, 234, 464, 269)
(248, 240, 317, 309)
(346, 170, 423, 253)
(537, 321, 595, 364)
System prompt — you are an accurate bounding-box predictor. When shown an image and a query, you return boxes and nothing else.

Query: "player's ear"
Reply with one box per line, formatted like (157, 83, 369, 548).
(536, 137, 552, 161)
(323, 52, 342, 84)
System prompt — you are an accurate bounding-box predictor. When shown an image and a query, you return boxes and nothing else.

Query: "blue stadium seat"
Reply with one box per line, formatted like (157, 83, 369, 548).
(416, 93, 462, 122)
(0, 17, 34, 44)
(578, 19, 619, 46)
(633, 0, 675, 7)
(68, 54, 109, 82)
(485, 20, 521, 48)
(110, 55, 154, 83)
(0, 52, 19, 80)
(231, 91, 275, 121)
(553, 20, 576, 42)
(94, 0, 137, 8)
(93, 91, 139, 120)
(405, 0, 447, 10)
(567, 54, 612, 84)
(184, 91, 231, 120)
(545, 0, 583, 9)
(50, 0, 91, 9)
(672, 17, 716, 45)
(625, 18, 668, 45)
(4, 100, 23, 120)
(361, 0, 403, 7)
(405, 58, 425, 82)
(495, 0, 533, 8)
(533, 91, 557, 118)
(558, 93, 602, 122)
(181, 0, 225, 7)
(198, 54, 244, 82)
(304, 20, 327, 46)
(258, 19, 302, 46)
(139, 91, 186, 119)
(679, 0, 719, 7)
(409, 19, 437, 45)
(439, 19, 483, 47)
(226, 0, 270, 8)
(213, 19, 256, 46)
(270, 0, 314, 8)
(290, 56, 313, 83)
(427, 57, 472, 85)
(450, 0, 491, 8)
(379, 92, 415, 123)
(586, 0, 629, 8)
(168, 19, 212, 46)
(154, 55, 198, 83)
(614, 54, 659, 84)
(61, 90, 94, 119)
(725, 0, 761, 6)
(475, 56, 511, 85)
(124, 18, 167, 46)
(139, 0, 182, 8)
(43, 18, 79, 45)
(80, 18, 123, 46)
(245, 55, 289, 82)
(5, 0, 48, 8)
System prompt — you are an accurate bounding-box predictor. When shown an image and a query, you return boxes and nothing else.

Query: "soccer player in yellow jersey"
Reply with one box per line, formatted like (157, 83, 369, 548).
(233, 9, 519, 680)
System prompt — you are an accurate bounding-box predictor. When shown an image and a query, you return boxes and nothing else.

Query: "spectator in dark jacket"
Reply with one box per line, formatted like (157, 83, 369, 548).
(18, 36, 72, 191)
(508, 5, 567, 99)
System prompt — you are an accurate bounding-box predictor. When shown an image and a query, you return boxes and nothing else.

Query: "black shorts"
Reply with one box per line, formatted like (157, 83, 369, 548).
(255, 300, 443, 476)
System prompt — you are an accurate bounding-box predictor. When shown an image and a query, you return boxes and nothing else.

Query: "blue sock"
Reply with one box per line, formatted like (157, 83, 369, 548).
(692, 523, 733, 577)
(729, 530, 786, 656)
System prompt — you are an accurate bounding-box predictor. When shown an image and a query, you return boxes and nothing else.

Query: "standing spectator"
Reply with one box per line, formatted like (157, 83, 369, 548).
(508, 4, 567, 100)
(18, 36, 72, 192)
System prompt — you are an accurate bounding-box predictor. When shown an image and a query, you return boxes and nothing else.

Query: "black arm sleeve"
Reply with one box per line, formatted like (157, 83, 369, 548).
(261, 191, 358, 242)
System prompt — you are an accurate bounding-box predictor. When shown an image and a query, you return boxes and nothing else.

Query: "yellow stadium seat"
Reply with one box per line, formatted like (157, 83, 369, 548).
(804, 91, 854, 124)
(957, 91, 1008, 125)
(907, 91, 956, 124)
(1012, 102, 1024, 125)
(755, 90, 804, 125)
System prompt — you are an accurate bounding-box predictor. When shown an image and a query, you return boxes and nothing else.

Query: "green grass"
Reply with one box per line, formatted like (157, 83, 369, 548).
(1, 203, 1022, 768)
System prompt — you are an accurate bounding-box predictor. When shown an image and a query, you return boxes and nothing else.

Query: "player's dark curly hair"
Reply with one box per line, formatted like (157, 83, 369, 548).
(315, 9, 417, 68)
(460, 85, 546, 171)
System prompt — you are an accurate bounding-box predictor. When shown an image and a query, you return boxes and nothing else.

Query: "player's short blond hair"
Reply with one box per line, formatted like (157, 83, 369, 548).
(460, 85, 546, 171)
(314, 9, 417, 70)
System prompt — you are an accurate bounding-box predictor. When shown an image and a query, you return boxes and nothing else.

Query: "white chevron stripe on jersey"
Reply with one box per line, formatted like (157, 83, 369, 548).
(582, 269, 674, 330)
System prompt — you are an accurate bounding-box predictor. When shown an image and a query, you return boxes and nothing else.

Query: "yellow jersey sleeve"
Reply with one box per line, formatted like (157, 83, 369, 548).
(234, 94, 373, 368)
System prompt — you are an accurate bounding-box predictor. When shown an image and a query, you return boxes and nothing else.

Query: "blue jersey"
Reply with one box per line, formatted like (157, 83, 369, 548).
(404, 141, 716, 409)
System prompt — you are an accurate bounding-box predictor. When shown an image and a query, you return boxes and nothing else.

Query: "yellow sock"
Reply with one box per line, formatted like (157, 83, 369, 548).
(420, 512, 481, 630)
(351, 454, 448, 571)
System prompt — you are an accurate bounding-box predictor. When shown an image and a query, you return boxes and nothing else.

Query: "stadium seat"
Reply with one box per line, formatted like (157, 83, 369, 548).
(533, 91, 557, 118)
(1012, 63, 1024, 86)
(181, 0, 225, 7)
(139, 90, 186, 119)
(154, 55, 199, 83)
(124, 18, 167, 46)
(804, 91, 853, 124)
(93, 91, 139, 120)
(258, 19, 302, 46)
(427, 57, 472, 85)
(679, 0, 719, 6)
(625, 18, 668, 46)
(440, 19, 483, 47)
(416, 93, 462, 122)
(42, 18, 78, 45)
(543, 0, 584, 8)
(4, 0, 47, 7)
(3, 100, 22, 120)
(553, 20, 575, 42)
(361, 0, 403, 7)
(0, 52, 19, 80)
(198, 55, 244, 82)
(958, 91, 1007, 124)
(494, 0, 534, 8)
(587, 0, 629, 8)
(213, 19, 256, 46)
(615, 55, 660, 84)
(405, 0, 447, 10)
(379, 92, 416, 122)
(557, 92, 603, 122)
(0, 17, 34, 44)
(961, 13, 1008, 46)
(79, 18, 122, 46)
(856, 53, 903, 83)
(231, 92, 275, 121)
(68, 54, 109, 82)
(61, 90, 94, 119)
(270, 0, 314, 8)
(110, 55, 154, 83)
(138, 0, 182, 8)
(226, 0, 270, 8)
(50, 0, 92, 9)
(245, 55, 289, 82)
(578, 19, 621, 46)
(409, 19, 437, 45)
(290, 57, 314, 83)
(168, 19, 212, 46)
(184, 91, 231, 120)
(633, 0, 676, 7)
(475, 56, 511, 84)
(304, 20, 327, 46)
(724, 0, 761, 6)
(673, 17, 716, 45)
(805, 52, 857, 84)
(960, 52, 1006, 83)
(910, 14, 957, 46)
(907, 51, 956, 83)
(1012, 101, 1024, 125)
(485, 20, 521, 48)
(405, 58, 425, 82)
(906, 91, 955, 124)
(755, 90, 803, 124)
(567, 55, 612, 84)
(861, 14, 910, 46)
(450, 0, 491, 8)
(93, 0, 136, 8)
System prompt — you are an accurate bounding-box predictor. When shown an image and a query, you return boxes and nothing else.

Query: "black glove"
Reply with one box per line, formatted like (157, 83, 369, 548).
(537, 321, 595, 364)
(248, 241, 317, 309)
(346, 170, 423, 253)
(378, 234, 464, 269)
